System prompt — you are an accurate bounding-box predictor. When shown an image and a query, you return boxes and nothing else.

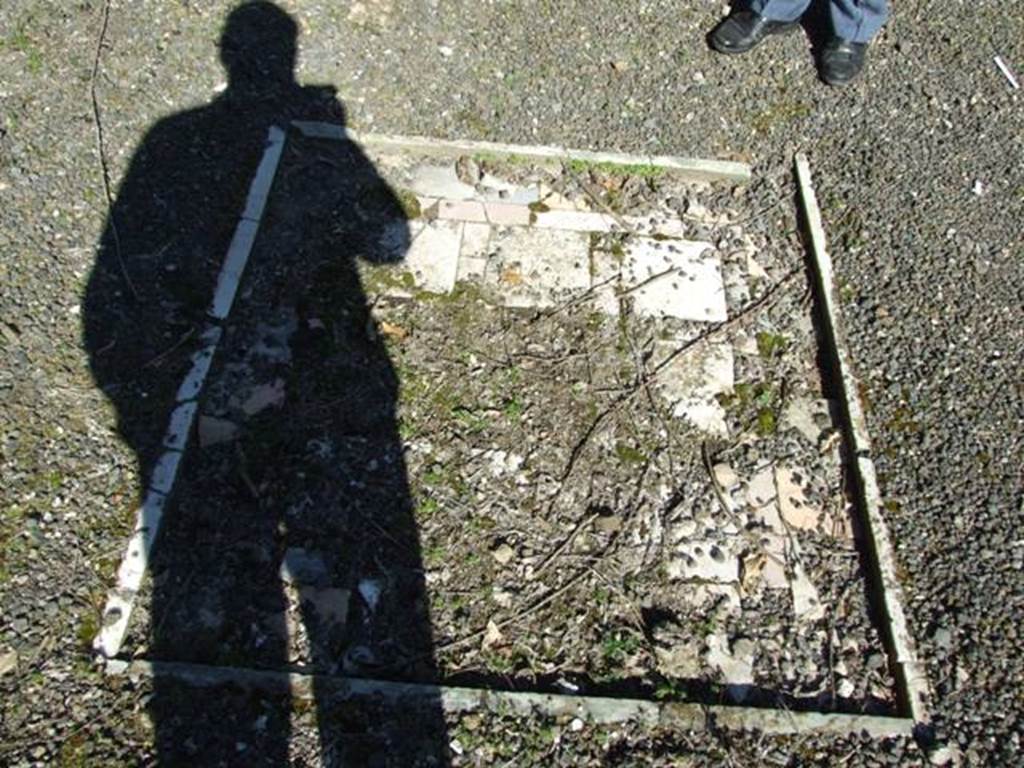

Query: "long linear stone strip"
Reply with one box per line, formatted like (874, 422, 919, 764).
(93, 126, 288, 659)
(108, 659, 915, 738)
(794, 154, 931, 729)
(291, 121, 752, 183)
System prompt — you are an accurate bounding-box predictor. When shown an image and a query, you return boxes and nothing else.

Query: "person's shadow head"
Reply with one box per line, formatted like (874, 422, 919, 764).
(220, 1, 299, 98)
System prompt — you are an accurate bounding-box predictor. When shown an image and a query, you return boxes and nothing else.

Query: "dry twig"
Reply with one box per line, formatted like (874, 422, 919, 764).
(90, 0, 138, 300)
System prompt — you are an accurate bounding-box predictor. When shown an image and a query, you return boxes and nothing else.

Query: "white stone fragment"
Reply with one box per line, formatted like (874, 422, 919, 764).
(93, 491, 168, 657)
(484, 449, 524, 476)
(619, 238, 725, 322)
(788, 538, 825, 622)
(656, 342, 734, 436)
(746, 252, 769, 281)
(478, 174, 542, 205)
(240, 125, 286, 223)
(198, 415, 239, 448)
(209, 218, 260, 319)
(162, 401, 198, 452)
(668, 538, 739, 583)
(241, 379, 286, 416)
(491, 543, 515, 565)
(456, 222, 490, 282)
(706, 634, 755, 688)
(762, 553, 789, 589)
(175, 326, 222, 402)
(712, 463, 739, 490)
(0, 650, 17, 677)
(747, 468, 776, 508)
(358, 579, 383, 612)
(752, 501, 786, 535)
(482, 620, 504, 650)
(149, 450, 184, 495)
(403, 220, 462, 294)
(485, 227, 591, 308)
(775, 466, 821, 531)
(782, 397, 831, 444)
(408, 164, 476, 200)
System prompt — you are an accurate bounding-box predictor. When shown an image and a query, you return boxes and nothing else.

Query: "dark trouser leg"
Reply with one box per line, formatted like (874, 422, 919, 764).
(828, 0, 889, 43)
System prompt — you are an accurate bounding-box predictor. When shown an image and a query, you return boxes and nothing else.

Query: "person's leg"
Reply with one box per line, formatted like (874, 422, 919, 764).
(819, 0, 888, 85)
(828, 0, 888, 43)
(708, 0, 810, 55)
(749, 0, 813, 24)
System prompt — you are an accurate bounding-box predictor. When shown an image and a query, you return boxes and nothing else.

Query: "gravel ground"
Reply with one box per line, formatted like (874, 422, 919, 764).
(1, 0, 1021, 765)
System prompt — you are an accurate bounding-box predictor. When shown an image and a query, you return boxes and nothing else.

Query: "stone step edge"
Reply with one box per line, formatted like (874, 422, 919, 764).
(795, 154, 931, 734)
(291, 121, 752, 184)
(107, 658, 913, 739)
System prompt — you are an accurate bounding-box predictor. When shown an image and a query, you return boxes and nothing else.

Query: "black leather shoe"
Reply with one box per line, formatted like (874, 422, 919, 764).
(819, 38, 868, 85)
(708, 10, 799, 55)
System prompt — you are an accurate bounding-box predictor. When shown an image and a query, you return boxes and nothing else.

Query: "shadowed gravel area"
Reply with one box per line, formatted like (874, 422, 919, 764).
(1, 0, 1020, 765)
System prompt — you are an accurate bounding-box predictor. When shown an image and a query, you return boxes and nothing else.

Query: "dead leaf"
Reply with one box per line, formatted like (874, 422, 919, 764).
(741, 552, 765, 593)
(380, 321, 408, 341)
(500, 267, 523, 286)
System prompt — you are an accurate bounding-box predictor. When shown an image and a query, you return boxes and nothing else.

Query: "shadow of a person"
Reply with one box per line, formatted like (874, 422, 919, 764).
(84, 3, 448, 765)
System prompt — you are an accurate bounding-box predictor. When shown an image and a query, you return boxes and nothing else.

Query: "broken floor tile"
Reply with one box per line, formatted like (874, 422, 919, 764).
(782, 397, 833, 444)
(787, 538, 825, 622)
(479, 174, 541, 205)
(618, 237, 725, 322)
(655, 341, 734, 436)
(435, 198, 488, 223)
(408, 163, 476, 200)
(775, 466, 823, 531)
(484, 227, 591, 308)
(667, 538, 740, 583)
(751, 500, 786, 534)
(712, 462, 740, 490)
(705, 634, 755, 700)
(746, 467, 777, 508)
(456, 222, 491, 264)
(300, 587, 350, 627)
(403, 220, 462, 294)
(762, 552, 789, 589)
(240, 379, 286, 416)
(482, 201, 532, 227)
(689, 583, 742, 609)
(198, 415, 239, 448)
(589, 251, 623, 315)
